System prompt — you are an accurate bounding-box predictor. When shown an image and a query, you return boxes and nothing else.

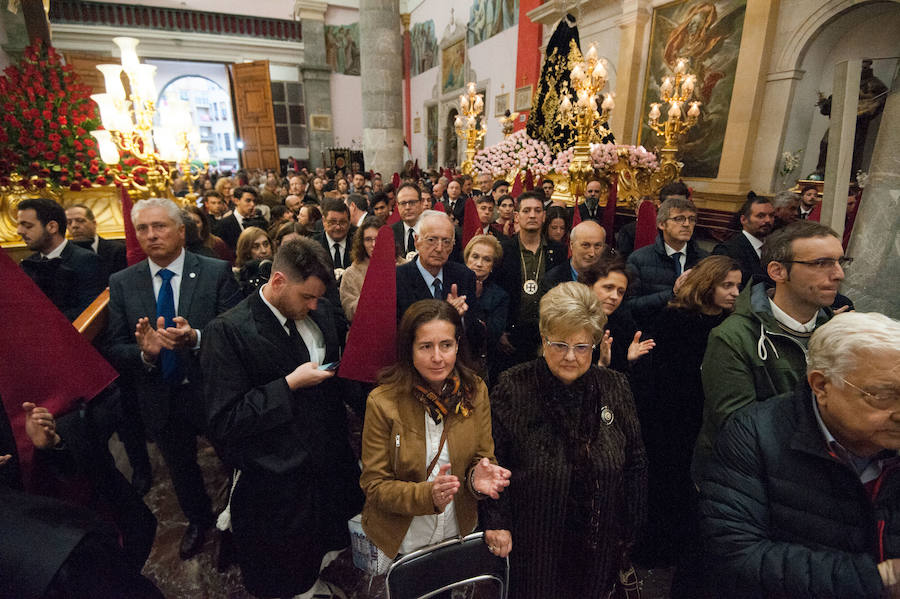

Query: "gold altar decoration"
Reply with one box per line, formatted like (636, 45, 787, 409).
(646, 57, 701, 185)
(557, 43, 614, 204)
(1, 172, 124, 250)
(91, 37, 208, 202)
(455, 82, 487, 175)
(497, 109, 519, 138)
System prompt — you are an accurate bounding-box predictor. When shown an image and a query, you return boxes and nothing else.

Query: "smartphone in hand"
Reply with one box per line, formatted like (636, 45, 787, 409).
(318, 361, 340, 371)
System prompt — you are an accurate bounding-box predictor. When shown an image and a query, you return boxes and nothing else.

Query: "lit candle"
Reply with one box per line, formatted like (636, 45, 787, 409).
(648, 103, 661, 121)
(113, 37, 141, 72)
(592, 59, 607, 81)
(577, 90, 590, 108)
(467, 115, 476, 128)
(675, 58, 686, 74)
(681, 75, 695, 99)
(688, 101, 701, 118)
(96, 64, 125, 100)
(460, 94, 468, 110)
(91, 93, 116, 128)
(601, 93, 615, 111)
(91, 130, 120, 164)
(560, 95, 572, 115)
(468, 82, 476, 95)
(454, 115, 463, 129)
(571, 64, 585, 83)
(474, 94, 484, 112)
(660, 77, 673, 99)
(586, 44, 598, 62)
(113, 101, 134, 134)
(131, 64, 157, 101)
(668, 101, 681, 119)
(589, 96, 598, 112)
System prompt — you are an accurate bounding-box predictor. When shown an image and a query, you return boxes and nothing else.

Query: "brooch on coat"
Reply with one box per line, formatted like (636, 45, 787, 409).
(600, 406, 614, 426)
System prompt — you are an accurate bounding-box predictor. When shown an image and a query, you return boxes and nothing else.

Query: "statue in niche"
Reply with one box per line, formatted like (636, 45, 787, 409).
(813, 59, 888, 181)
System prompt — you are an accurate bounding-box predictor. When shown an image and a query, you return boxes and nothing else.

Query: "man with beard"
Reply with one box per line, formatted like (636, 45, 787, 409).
(713, 195, 776, 288)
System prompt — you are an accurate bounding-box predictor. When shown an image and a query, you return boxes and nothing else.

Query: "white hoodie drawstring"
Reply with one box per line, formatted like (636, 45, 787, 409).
(756, 322, 780, 361)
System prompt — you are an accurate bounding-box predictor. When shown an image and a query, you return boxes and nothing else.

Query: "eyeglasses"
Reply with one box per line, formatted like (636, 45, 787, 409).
(840, 377, 900, 410)
(397, 200, 421, 208)
(667, 215, 697, 225)
(325, 219, 349, 227)
(422, 236, 454, 248)
(544, 339, 595, 357)
(783, 257, 853, 270)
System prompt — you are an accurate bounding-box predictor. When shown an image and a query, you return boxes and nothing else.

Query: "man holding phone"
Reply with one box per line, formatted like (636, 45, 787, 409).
(200, 238, 362, 598)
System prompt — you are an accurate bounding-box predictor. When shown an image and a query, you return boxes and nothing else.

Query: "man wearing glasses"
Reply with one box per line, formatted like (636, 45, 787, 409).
(625, 196, 709, 328)
(698, 312, 900, 598)
(391, 182, 426, 257)
(694, 220, 850, 478)
(313, 197, 355, 271)
(395, 210, 477, 323)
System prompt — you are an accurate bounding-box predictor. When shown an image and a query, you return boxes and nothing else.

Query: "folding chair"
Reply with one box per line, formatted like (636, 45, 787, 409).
(385, 532, 509, 599)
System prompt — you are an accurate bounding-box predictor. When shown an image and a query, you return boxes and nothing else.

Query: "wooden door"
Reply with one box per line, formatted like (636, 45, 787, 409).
(229, 61, 279, 170)
(63, 52, 113, 95)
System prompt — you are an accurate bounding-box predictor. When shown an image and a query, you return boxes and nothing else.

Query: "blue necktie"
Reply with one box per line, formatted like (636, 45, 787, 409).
(432, 278, 443, 299)
(673, 252, 684, 276)
(156, 268, 180, 383)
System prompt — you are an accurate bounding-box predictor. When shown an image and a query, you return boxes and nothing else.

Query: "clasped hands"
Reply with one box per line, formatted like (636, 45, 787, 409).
(0, 402, 60, 467)
(135, 316, 197, 360)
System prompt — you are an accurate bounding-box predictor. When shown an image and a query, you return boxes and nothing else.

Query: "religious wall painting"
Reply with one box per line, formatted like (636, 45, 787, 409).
(442, 39, 466, 93)
(494, 93, 510, 117)
(467, 0, 520, 47)
(514, 85, 533, 112)
(410, 20, 439, 77)
(414, 117, 421, 134)
(325, 23, 361, 76)
(426, 104, 438, 168)
(637, 0, 746, 179)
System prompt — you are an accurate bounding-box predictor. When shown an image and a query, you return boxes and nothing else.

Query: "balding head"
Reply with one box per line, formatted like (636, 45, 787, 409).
(570, 220, 607, 274)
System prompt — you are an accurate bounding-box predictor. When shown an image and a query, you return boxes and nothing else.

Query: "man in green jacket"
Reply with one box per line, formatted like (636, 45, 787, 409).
(693, 221, 848, 478)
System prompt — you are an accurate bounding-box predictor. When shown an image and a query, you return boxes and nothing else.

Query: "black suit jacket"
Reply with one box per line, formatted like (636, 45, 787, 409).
(214, 214, 242, 250)
(20, 241, 106, 321)
(444, 198, 466, 225)
(578, 202, 604, 223)
(495, 236, 567, 327)
(74, 236, 127, 283)
(312, 229, 356, 270)
(540, 261, 577, 294)
(103, 251, 242, 432)
(395, 259, 478, 320)
(199, 292, 363, 586)
(712, 231, 768, 288)
(392, 221, 417, 255)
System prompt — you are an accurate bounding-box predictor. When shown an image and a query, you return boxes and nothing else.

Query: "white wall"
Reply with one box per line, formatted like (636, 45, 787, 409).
(326, 5, 363, 149)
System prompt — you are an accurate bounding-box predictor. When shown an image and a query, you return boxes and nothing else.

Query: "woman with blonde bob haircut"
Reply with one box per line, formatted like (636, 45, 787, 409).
(640, 254, 743, 576)
(481, 282, 648, 599)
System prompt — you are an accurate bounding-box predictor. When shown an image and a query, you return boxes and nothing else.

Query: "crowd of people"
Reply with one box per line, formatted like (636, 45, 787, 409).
(4, 159, 899, 599)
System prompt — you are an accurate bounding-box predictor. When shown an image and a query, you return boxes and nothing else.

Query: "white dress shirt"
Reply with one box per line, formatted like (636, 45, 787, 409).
(664, 242, 687, 272)
(42, 238, 68, 259)
(769, 299, 819, 333)
(325, 233, 348, 266)
(742, 230, 764, 257)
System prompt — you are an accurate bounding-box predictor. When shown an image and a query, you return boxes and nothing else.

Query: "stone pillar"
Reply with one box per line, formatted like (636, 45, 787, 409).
(296, 0, 333, 170)
(401, 13, 411, 149)
(611, 0, 652, 143)
(360, 0, 403, 175)
(821, 60, 861, 237)
(843, 75, 900, 319)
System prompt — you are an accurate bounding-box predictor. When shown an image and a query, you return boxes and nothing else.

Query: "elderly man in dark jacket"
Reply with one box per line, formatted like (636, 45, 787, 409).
(625, 197, 707, 327)
(698, 312, 900, 599)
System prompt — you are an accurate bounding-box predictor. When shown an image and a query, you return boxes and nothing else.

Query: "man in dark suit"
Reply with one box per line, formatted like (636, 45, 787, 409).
(444, 178, 466, 225)
(200, 238, 361, 599)
(578, 178, 605, 223)
(66, 203, 127, 281)
(312, 197, 355, 270)
(104, 198, 241, 560)
(541, 220, 608, 292)
(17, 198, 106, 321)
(214, 185, 267, 251)
(396, 210, 478, 323)
(494, 192, 567, 369)
(712, 195, 775, 288)
(391, 182, 426, 257)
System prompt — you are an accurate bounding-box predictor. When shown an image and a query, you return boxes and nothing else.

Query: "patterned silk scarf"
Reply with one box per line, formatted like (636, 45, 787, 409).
(413, 373, 474, 424)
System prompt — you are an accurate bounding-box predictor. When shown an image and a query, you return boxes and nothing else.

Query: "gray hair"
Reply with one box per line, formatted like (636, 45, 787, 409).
(656, 197, 697, 226)
(772, 191, 800, 209)
(569, 220, 605, 245)
(131, 197, 184, 226)
(419, 210, 454, 238)
(539, 281, 607, 343)
(807, 312, 900, 385)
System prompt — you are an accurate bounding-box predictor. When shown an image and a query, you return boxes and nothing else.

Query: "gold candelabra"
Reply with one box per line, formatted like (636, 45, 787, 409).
(647, 57, 701, 177)
(455, 82, 486, 175)
(497, 109, 519, 138)
(558, 43, 614, 203)
(90, 37, 208, 202)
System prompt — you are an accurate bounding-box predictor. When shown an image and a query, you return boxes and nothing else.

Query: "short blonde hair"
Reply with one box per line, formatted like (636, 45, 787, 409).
(463, 234, 503, 263)
(539, 281, 607, 343)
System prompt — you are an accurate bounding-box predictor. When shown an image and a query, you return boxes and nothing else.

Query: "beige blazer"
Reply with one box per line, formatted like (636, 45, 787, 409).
(360, 379, 496, 558)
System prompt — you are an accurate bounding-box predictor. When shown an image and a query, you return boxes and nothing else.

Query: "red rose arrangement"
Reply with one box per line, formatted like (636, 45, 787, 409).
(0, 40, 118, 191)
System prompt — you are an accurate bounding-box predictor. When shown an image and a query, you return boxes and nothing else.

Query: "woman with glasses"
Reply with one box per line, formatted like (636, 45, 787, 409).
(480, 282, 648, 599)
(360, 300, 511, 569)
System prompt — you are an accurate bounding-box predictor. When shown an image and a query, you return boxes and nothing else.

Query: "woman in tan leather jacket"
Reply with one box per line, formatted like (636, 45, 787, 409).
(360, 299, 512, 560)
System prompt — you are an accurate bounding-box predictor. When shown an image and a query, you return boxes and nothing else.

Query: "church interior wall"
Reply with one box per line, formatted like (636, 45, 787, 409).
(89, 0, 295, 20)
(325, 5, 363, 151)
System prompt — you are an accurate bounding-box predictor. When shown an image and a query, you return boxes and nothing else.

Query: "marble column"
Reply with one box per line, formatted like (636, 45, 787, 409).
(611, 0, 652, 144)
(843, 73, 900, 319)
(360, 0, 403, 175)
(296, 0, 333, 169)
(821, 60, 861, 238)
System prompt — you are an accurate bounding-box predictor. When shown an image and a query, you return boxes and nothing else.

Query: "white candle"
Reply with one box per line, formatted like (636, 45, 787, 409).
(675, 58, 686, 74)
(688, 102, 701, 118)
(468, 82, 476, 95)
(601, 93, 615, 111)
(560, 95, 572, 115)
(660, 77, 673, 99)
(474, 94, 484, 112)
(454, 115, 463, 129)
(586, 44, 598, 62)
(131, 64, 157, 101)
(460, 94, 468, 110)
(96, 64, 125, 100)
(668, 101, 681, 119)
(592, 59, 607, 81)
(648, 103, 661, 121)
(589, 96, 598, 112)
(681, 75, 695, 99)
(113, 37, 141, 72)
(571, 64, 585, 83)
